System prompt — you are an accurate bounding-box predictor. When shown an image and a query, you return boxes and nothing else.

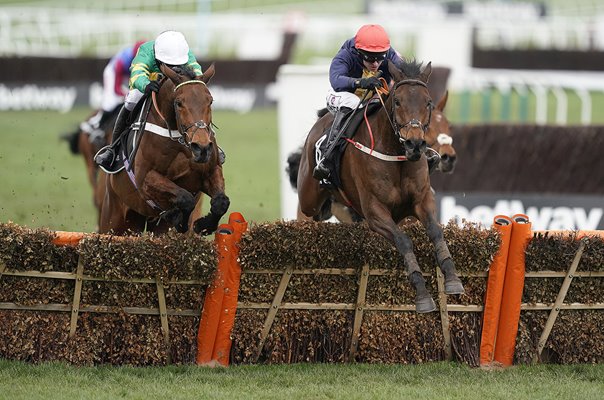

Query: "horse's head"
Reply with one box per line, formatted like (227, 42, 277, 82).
(427, 91, 457, 173)
(159, 63, 216, 163)
(387, 60, 434, 161)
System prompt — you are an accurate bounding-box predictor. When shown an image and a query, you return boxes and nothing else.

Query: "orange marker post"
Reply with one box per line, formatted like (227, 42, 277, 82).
(196, 224, 234, 365)
(212, 213, 248, 366)
(494, 214, 532, 366)
(480, 215, 513, 366)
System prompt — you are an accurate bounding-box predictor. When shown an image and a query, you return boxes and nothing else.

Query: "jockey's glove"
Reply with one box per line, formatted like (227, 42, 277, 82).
(145, 81, 161, 95)
(356, 76, 381, 90)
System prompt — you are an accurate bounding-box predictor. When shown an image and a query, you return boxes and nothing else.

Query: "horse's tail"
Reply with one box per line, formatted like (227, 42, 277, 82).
(60, 128, 81, 155)
(286, 147, 303, 191)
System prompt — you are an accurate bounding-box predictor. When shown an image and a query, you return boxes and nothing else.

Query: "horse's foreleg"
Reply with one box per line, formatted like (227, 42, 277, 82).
(142, 171, 196, 233)
(414, 199, 464, 295)
(193, 167, 230, 235)
(364, 202, 436, 313)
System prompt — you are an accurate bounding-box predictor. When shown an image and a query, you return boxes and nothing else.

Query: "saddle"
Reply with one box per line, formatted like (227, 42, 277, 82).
(102, 97, 152, 175)
(316, 101, 381, 189)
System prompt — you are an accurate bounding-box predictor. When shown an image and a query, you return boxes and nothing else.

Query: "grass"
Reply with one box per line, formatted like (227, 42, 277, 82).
(0, 107, 280, 232)
(0, 360, 603, 400)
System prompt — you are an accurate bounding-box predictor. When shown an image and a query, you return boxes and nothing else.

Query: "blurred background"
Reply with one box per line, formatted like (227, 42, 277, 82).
(1, 0, 603, 232)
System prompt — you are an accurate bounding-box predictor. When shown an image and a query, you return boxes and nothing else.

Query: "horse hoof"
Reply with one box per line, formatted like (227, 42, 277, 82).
(415, 296, 436, 313)
(193, 215, 216, 236)
(445, 278, 465, 295)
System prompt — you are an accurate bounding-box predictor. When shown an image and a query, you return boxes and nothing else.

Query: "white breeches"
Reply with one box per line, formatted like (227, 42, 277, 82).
(326, 89, 361, 114)
(124, 89, 143, 111)
(101, 60, 127, 112)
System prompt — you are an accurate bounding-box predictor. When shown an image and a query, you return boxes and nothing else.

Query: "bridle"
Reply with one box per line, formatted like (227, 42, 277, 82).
(383, 78, 434, 143)
(152, 79, 215, 148)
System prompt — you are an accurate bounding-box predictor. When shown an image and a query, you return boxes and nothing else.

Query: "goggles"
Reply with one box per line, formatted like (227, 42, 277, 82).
(359, 50, 387, 63)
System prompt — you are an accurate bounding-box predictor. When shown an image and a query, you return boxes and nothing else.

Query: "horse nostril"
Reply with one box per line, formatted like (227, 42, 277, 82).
(404, 140, 414, 150)
(441, 154, 449, 162)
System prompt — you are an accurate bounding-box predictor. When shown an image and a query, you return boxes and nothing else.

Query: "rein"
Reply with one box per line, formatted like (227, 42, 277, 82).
(347, 77, 438, 162)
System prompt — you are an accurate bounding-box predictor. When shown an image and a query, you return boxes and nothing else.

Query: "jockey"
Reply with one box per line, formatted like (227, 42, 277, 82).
(94, 30, 204, 170)
(313, 24, 405, 180)
(80, 40, 145, 145)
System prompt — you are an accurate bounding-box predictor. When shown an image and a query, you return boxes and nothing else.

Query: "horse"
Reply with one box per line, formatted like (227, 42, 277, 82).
(296, 60, 464, 313)
(429, 90, 456, 174)
(286, 90, 458, 223)
(98, 63, 229, 235)
(61, 111, 116, 209)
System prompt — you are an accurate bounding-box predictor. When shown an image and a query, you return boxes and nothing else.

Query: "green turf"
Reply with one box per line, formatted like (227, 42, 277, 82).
(0, 359, 603, 400)
(0, 107, 280, 232)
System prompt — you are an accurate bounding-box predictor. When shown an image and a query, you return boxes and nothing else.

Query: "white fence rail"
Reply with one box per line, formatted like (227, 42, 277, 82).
(1, 6, 604, 59)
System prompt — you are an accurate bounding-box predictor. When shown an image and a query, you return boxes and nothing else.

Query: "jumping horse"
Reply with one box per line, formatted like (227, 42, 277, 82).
(286, 89, 458, 223)
(297, 60, 464, 313)
(98, 63, 229, 235)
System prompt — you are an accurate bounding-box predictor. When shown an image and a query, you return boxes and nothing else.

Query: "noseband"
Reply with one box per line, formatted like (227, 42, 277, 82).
(387, 79, 434, 143)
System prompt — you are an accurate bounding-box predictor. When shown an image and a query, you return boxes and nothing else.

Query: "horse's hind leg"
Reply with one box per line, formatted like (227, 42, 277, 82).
(364, 204, 436, 313)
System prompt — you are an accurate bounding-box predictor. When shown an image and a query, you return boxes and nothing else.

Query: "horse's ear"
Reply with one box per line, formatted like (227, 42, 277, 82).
(387, 60, 403, 82)
(436, 90, 448, 112)
(160, 63, 183, 84)
(200, 63, 215, 84)
(419, 62, 432, 83)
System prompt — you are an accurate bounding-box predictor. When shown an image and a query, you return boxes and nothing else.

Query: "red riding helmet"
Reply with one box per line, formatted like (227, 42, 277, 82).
(354, 24, 390, 53)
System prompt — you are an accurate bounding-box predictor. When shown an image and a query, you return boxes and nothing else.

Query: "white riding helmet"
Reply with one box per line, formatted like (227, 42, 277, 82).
(154, 30, 190, 65)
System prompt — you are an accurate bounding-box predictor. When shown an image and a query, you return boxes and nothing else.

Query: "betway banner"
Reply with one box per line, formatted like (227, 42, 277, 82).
(437, 193, 604, 230)
(0, 83, 276, 113)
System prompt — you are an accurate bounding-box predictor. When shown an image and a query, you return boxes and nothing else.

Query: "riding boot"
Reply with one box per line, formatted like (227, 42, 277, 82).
(94, 106, 131, 169)
(88, 110, 112, 146)
(218, 146, 226, 165)
(313, 107, 352, 180)
(427, 151, 441, 174)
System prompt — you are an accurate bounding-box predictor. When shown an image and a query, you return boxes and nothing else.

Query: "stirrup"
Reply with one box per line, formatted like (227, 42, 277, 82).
(93, 146, 116, 168)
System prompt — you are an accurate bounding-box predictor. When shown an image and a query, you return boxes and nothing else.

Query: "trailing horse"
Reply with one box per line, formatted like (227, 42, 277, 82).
(61, 110, 117, 210)
(98, 63, 229, 235)
(296, 60, 464, 313)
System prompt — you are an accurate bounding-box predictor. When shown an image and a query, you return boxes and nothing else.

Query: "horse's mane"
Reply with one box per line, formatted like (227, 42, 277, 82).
(397, 59, 423, 80)
(170, 65, 197, 79)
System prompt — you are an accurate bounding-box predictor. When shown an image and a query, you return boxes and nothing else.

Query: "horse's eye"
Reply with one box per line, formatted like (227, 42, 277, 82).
(394, 98, 400, 107)
(175, 100, 183, 108)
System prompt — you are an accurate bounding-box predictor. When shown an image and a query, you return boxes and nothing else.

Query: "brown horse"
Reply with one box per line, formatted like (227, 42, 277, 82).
(297, 60, 464, 313)
(61, 111, 116, 209)
(429, 91, 456, 174)
(286, 90, 458, 223)
(98, 63, 229, 235)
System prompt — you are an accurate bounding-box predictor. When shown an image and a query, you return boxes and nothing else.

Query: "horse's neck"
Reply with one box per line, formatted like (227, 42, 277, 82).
(149, 102, 177, 130)
(360, 109, 401, 151)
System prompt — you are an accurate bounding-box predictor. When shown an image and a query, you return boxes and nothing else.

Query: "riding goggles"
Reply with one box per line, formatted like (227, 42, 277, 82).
(359, 50, 387, 63)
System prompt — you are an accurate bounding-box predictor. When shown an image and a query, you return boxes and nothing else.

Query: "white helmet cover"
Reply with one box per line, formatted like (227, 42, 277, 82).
(155, 30, 190, 65)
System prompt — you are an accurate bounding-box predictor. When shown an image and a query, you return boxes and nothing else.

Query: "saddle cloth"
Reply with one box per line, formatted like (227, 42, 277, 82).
(102, 98, 150, 175)
(315, 101, 381, 189)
